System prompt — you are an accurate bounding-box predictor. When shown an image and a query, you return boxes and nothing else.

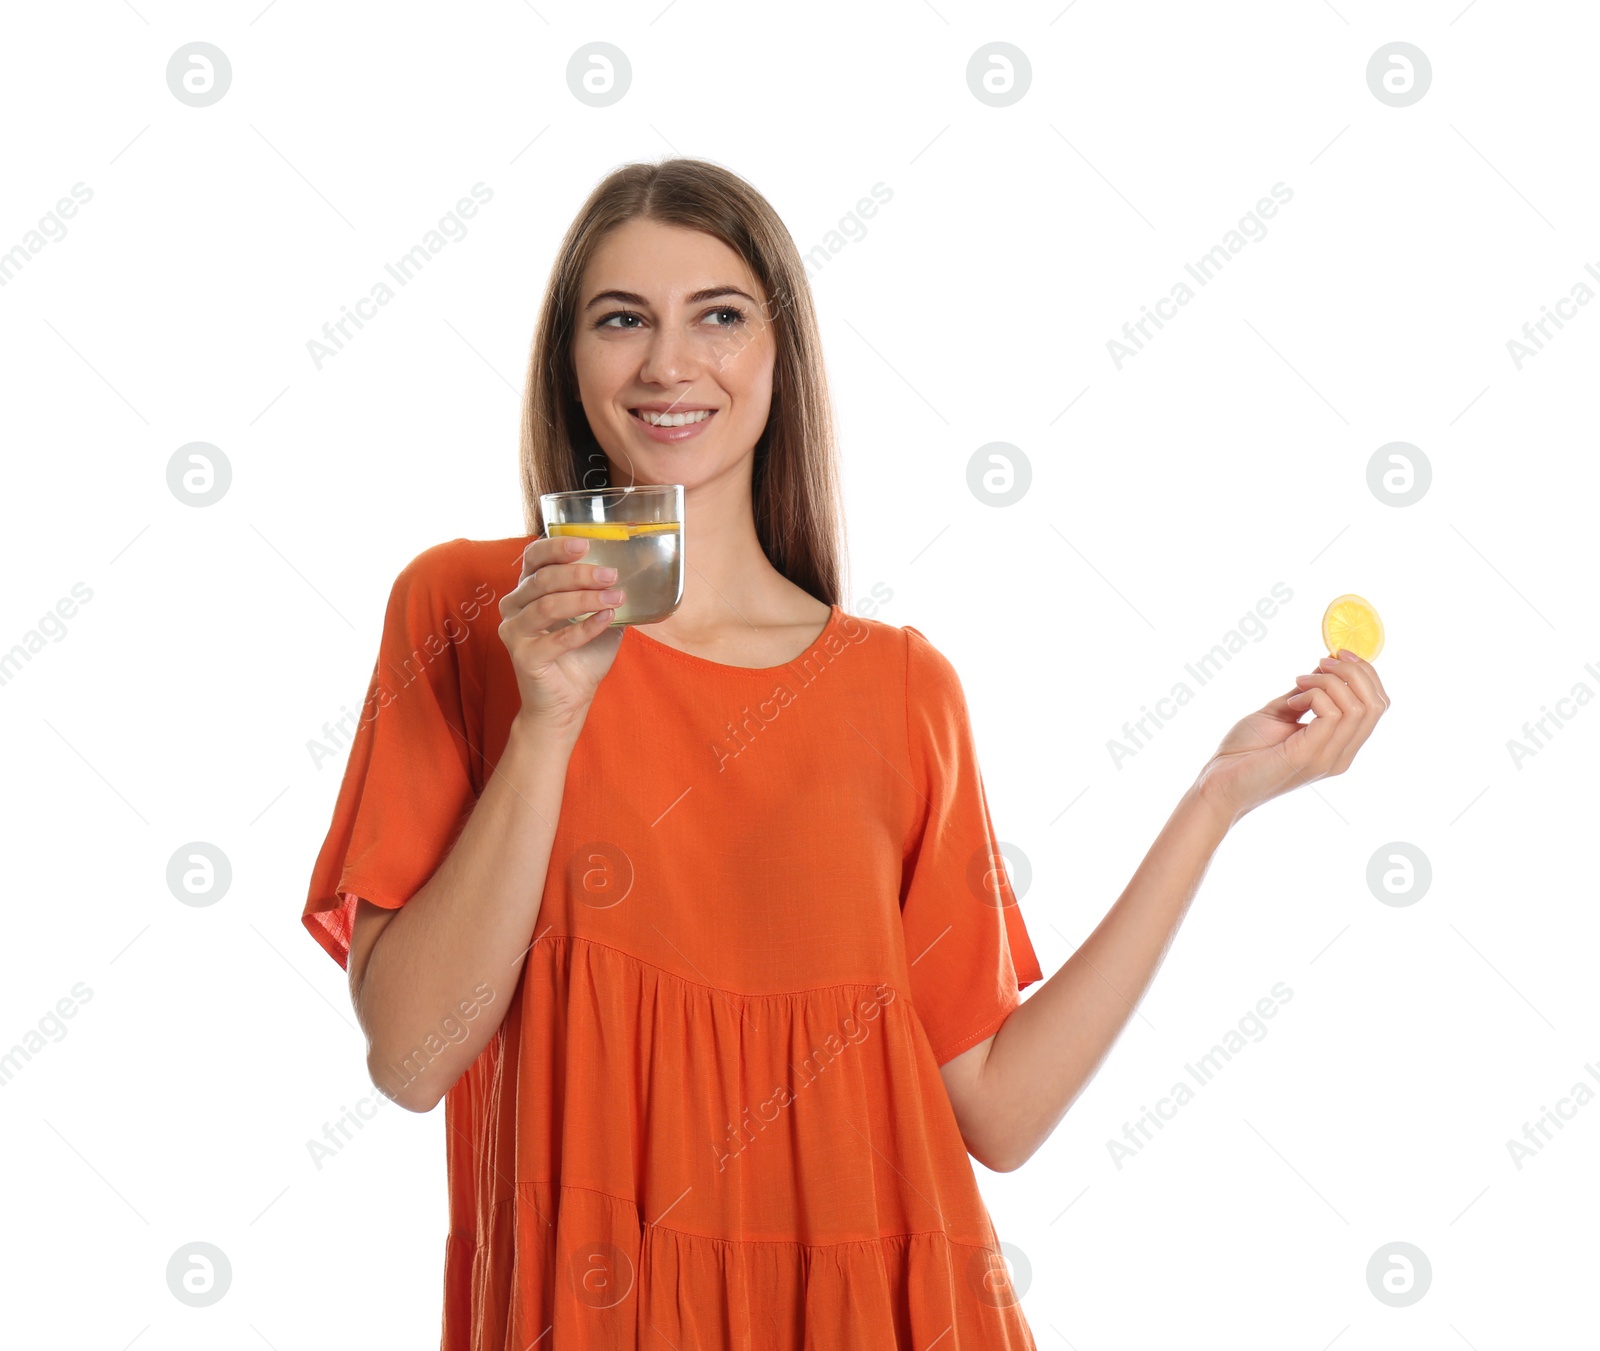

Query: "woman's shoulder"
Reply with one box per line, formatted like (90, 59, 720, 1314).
(394, 534, 532, 592)
(387, 534, 531, 605)
(821, 609, 968, 704)
(891, 619, 974, 709)
(828, 606, 954, 658)
(377, 535, 532, 648)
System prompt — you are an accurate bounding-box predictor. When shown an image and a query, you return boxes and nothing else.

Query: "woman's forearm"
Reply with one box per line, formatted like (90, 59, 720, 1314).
(356, 712, 580, 1111)
(978, 781, 1235, 1171)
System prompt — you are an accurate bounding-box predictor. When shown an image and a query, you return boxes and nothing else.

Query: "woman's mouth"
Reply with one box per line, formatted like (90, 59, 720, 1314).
(629, 407, 717, 442)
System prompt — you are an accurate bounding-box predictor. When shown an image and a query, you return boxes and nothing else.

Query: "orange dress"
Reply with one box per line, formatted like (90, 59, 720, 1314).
(302, 536, 1045, 1349)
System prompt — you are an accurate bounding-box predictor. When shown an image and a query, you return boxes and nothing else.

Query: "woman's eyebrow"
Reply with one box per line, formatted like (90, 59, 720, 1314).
(583, 286, 758, 311)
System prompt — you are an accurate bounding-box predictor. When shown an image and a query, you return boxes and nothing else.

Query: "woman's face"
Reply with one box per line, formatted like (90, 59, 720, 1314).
(571, 218, 777, 489)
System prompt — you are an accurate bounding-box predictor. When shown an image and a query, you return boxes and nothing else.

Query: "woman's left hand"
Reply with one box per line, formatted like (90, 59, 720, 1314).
(1194, 649, 1391, 825)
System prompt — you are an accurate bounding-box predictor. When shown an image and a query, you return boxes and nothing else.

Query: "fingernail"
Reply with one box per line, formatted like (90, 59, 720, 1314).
(596, 566, 618, 582)
(566, 538, 585, 554)
(1338, 648, 1359, 661)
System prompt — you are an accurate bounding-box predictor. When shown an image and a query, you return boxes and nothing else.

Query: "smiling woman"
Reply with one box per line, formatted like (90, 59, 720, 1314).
(303, 152, 1393, 1349)
(302, 156, 1045, 1350)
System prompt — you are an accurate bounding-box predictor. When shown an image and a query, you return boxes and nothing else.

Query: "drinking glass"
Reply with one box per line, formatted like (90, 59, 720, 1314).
(538, 484, 684, 626)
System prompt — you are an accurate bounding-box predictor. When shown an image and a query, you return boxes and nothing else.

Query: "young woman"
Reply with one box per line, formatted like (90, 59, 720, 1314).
(302, 157, 1388, 1349)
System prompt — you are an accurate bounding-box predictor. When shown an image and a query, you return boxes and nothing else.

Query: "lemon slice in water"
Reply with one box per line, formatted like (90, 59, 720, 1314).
(1321, 594, 1384, 661)
(547, 521, 679, 540)
(547, 522, 629, 540)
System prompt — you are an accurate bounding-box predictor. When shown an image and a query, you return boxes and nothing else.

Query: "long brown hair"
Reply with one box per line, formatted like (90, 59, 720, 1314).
(517, 157, 846, 608)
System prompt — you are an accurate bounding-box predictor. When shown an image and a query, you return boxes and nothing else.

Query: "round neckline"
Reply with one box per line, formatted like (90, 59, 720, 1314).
(624, 604, 843, 677)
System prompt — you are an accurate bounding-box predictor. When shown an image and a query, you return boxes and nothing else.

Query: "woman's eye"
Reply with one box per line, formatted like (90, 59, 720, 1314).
(596, 306, 745, 330)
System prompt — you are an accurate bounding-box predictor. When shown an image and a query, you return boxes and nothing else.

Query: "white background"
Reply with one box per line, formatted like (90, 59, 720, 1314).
(1, 1, 1596, 1345)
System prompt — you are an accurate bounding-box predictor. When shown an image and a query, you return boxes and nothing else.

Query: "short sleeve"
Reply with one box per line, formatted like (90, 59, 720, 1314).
(899, 625, 1044, 1065)
(301, 544, 482, 970)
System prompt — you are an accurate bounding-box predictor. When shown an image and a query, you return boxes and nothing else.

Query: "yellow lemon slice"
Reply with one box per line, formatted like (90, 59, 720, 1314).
(547, 522, 629, 540)
(1321, 594, 1384, 661)
(547, 521, 680, 541)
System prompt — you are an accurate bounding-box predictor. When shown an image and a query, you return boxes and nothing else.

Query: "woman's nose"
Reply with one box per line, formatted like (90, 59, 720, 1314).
(637, 325, 695, 387)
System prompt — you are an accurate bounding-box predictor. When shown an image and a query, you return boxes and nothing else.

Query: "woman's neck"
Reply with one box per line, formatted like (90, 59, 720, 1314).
(645, 478, 823, 639)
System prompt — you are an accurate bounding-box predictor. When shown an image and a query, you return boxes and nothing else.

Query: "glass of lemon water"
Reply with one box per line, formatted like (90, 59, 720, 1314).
(538, 484, 684, 627)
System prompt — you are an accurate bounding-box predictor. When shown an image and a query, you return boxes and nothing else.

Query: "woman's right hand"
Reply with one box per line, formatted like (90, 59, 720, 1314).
(498, 534, 626, 732)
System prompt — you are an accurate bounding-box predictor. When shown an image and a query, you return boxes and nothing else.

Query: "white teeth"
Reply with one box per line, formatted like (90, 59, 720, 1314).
(636, 408, 712, 427)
